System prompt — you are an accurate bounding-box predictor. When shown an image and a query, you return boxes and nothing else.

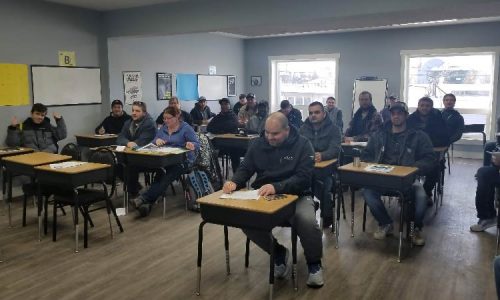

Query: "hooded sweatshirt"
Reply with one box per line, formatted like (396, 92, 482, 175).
(95, 111, 131, 134)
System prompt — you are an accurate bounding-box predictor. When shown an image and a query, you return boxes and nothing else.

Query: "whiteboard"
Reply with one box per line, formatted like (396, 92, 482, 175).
(197, 75, 227, 100)
(32, 66, 102, 106)
(352, 79, 388, 116)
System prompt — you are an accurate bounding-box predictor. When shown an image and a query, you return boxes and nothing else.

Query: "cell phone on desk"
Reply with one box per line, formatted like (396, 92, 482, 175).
(264, 194, 286, 201)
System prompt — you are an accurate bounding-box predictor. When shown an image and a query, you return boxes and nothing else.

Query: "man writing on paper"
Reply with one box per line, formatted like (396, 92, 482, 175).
(95, 99, 131, 134)
(300, 101, 341, 228)
(361, 102, 434, 246)
(223, 112, 324, 288)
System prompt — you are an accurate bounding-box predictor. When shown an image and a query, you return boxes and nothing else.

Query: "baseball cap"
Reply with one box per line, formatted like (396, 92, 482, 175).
(111, 99, 123, 107)
(198, 96, 207, 102)
(246, 93, 255, 99)
(389, 101, 408, 113)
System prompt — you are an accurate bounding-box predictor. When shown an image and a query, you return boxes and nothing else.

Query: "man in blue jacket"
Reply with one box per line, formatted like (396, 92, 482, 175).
(223, 112, 324, 288)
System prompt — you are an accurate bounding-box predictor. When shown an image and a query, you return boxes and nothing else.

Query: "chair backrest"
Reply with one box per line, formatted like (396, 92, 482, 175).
(88, 147, 118, 198)
(60, 142, 81, 160)
(463, 124, 485, 133)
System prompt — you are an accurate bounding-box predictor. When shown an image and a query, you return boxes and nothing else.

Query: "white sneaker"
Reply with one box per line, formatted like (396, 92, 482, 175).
(306, 264, 324, 288)
(413, 228, 425, 246)
(274, 248, 291, 279)
(470, 218, 496, 232)
(374, 223, 394, 240)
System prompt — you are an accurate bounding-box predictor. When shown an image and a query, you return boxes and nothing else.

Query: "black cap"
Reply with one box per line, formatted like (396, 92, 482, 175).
(246, 93, 255, 99)
(388, 95, 397, 100)
(219, 98, 230, 105)
(389, 101, 408, 113)
(198, 96, 207, 102)
(111, 99, 123, 107)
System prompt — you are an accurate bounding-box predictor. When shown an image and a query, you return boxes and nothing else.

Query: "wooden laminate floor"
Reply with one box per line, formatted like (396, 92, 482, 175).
(0, 158, 496, 300)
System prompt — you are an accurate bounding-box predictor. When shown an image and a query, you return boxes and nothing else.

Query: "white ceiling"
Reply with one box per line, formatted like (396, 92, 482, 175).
(44, 0, 190, 11)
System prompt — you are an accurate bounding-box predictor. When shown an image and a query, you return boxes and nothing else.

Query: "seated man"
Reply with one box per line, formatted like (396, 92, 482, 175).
(441, 93, 464, 145)
(190, 96, 215, 125)
(470, 154, 500, 232)
(279, 100, 303, 129)
(95, 99, 131, 134)
(407, 97, 449, 200)
(325, 96, 343, 131)
(299, 101, 341, 228)
(7, 103, 67, 153)
(483, 116, 500, 166)
(362, 102, 435, 246)
(233, 93, 247, 115)
(207, 98, 244, 171)
(380, 95, 397, 124)
(133, 106, 199, 217)
(155, 96, 193, 127)
(116, 101, 157, 196)
(246, 101, 269, 134)
(345, 91, 383, 142)
(238, 93, 257, 126)
(223, 112, 324, 288)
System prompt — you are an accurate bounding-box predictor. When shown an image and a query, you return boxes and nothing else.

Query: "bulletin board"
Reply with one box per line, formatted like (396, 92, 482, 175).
(0, 63, 30, 106)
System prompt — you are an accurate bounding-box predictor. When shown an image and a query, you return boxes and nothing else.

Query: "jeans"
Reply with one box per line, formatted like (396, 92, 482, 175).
(484, 141, 497, 166)
(362, 180, 428, 229)
(242, 196, 323, 264)
(475, 165, 499, 219)
(313, 167, 334, 219)
(141, 164, 186, 204)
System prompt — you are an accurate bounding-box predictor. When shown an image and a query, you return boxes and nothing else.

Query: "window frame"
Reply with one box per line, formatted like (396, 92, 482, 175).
(400, 47, 500, 142)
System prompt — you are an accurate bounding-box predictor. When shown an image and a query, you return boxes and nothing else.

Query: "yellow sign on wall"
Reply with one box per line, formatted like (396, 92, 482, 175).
(58, 51, 76, 66)
(0, 63, 29, 106)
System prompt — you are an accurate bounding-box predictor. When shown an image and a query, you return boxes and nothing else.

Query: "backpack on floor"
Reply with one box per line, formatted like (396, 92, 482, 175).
(186, 170, 214, 209)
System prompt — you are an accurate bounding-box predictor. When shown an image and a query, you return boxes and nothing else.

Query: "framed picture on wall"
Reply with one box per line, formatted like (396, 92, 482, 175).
(227, 75, 236, 96)
(251, 76, 262, 87)
(123, 71, 142, 104)
(157, 72, 172, 100)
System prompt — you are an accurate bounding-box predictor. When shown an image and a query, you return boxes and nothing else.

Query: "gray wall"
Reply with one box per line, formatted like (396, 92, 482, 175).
(0, 0, 106, 147)
(245, 21, 500, 157)
(107, 33, 245, 117)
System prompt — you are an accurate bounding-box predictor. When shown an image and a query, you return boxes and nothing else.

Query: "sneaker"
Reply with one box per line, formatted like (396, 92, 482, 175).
(374, 223, 394, 240)
(274, 248, 291, 279)
(306, 263, 324, 288)
(470, 218, 496, 232)
(132, 196, 144, 209)
(137, 203, 151, 218)
(413, 228, 425, 246)
(322, 216, 333, 229)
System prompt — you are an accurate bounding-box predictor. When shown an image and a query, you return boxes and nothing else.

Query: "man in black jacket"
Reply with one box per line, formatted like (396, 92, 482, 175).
(441, 93, 464, 145)
(407, 97, 449, 199)
(223, 112, 324, 288)
(362, 102, 435, 246)
(207, 98, 243, 171)
(155, 96, 193, 127)
(95, 99, 131, 134)
(233, 93, 247, 115)
(300, 101, 341, 228)
(279, 100, 303, 129)
(190, 96, 215, 125)
(345, 91, 383, 142)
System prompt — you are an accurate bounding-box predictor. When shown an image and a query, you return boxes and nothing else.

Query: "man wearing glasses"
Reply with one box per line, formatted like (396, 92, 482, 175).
(299, 101, 341, 228)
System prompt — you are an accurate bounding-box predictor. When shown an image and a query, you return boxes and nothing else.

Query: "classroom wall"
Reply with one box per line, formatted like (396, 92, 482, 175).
(0, 0, 106, 147)
(107, 33, 245, 117)
(244, 21, 500, 158)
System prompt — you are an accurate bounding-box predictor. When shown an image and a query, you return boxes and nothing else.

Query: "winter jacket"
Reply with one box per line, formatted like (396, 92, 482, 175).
(362, 123, 435, 176)
(155, 121, 200, 163)
(232, 126, 314, 196)
(95, 112, 131, 134)
(327, 107, 343, 131)
(156, 110, 192, 127)
(407, 108, 449, 147)
(238, 104, 257, 124)
(299, 116, 341, 161)
(246, 115, 266, 135)
(280, 108, 303, 129)
(190, 103, 215, 125)
(207, 111, 239, 134)
(345, 105, 383, 142)
(233, 102, 244, 115)
(441, 108, 465, 144)
(116, 114, 156, 147)
(6, 117, 67, 153)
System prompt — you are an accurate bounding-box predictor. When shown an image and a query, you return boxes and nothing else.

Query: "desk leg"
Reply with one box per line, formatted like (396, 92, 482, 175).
(224, 225, 230, 275)
(269, 232, 275, 300)
(351, 188, 355, 238)
(74, 190, 79, 253)
(291, 227, 298, 291)
(7, 170, 12, 227)
(398, 194, 405, 263)
(124, 164, 129, 215)
(245, 238, 250, 268)
(196, 221, 207, 296)
(37, 182, 43, 241)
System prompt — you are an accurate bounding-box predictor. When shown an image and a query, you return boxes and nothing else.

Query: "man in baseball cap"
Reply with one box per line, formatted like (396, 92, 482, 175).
(190, 96, 215, 125)
(95, 99, 131, 134)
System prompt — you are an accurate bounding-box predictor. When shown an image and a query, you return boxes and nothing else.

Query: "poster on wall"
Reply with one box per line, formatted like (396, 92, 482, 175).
(227, 75, 236, 97)
(157, 73, 172, 100)
(123, 71, 142, 104)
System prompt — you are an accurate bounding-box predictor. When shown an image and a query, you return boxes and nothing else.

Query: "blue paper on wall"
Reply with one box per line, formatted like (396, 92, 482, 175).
(176, 73, 198, 101)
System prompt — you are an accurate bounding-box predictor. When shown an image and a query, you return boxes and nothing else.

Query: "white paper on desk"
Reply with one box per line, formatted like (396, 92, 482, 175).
(49, 161, 87, 169)
(94, 134, 116, 137)
(220, 190, 260, 200)
(115, 146, 125, 152)
(350, 142, 367, 147)
(364, 164, 394, 173)
(137, 146, 186, 154)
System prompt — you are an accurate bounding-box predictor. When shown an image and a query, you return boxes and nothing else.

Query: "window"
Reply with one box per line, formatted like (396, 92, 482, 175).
(270, 54, 339, 119)
(401, 48, 500, 140)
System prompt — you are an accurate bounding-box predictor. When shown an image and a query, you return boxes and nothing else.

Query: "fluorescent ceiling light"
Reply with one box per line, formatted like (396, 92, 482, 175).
(394, 19, 459, 27)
